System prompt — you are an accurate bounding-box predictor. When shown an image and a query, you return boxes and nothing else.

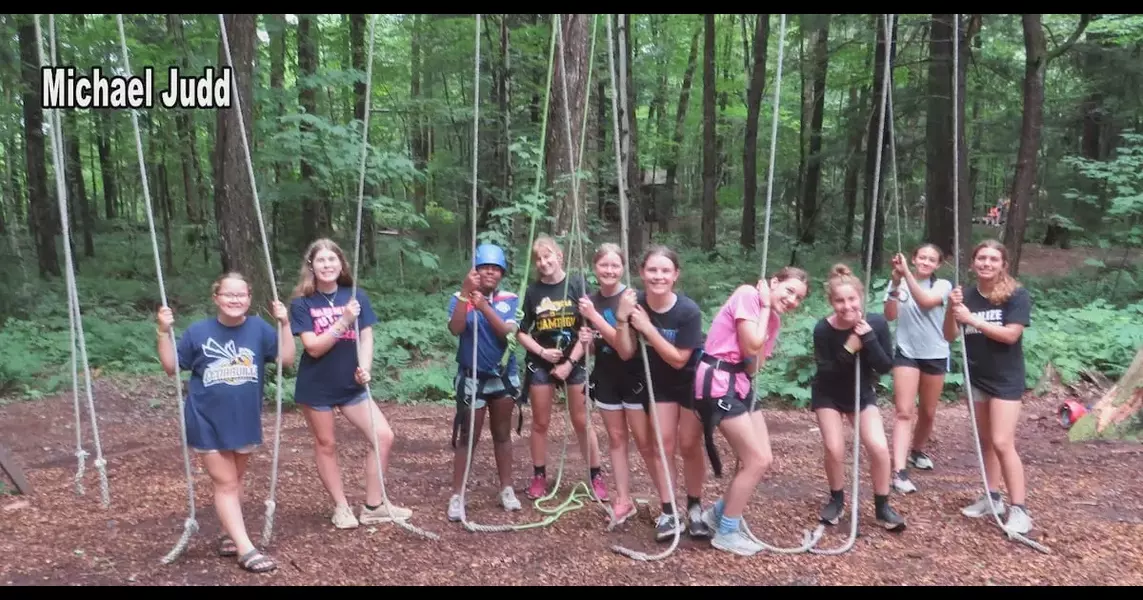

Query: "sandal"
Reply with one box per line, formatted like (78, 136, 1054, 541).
(218, 536, 238, 557)
(237, 549, 278, 573)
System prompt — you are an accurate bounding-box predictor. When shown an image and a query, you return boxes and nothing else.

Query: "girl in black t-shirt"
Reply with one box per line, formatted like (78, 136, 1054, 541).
(943, 239, 1033, 535)
(810, 264, 905, 532)
(577, 243, 643, 527)
(611, 245, 707, 542)
(516, 235, 607, 502)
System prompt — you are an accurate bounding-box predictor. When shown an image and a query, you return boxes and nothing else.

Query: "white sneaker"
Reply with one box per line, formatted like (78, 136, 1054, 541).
(711, 528, 765, 556)
(961, 493, 1005, 519)
(447, 494, 464, 521)
(332, 503, 359, 529)
(893, 471, 918, 494)
(500, 487, 522, 511)
(1004, 505, 1032, 534)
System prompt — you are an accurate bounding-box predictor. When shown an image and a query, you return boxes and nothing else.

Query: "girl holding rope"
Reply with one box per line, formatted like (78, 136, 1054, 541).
(811, 264, 906, 532)
(289, 238, 412, 530)
(577, 243, 652, 527)
(883, 244, 952, 494)
(691, 266, 809, 556)
(445, 243, 524, 518)
(516, 235, 608, 503)
(943, 239, 1033, 535)
(156, 272, 295, 573)
(611, 245, 707, 542)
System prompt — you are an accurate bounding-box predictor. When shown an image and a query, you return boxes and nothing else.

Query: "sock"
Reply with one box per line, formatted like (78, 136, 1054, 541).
(687, 495, 702, 511)
(661, 502, 674, 516)
(365, 503, 380, 511)
(718, 514, 741, 536)
(830, 488, 844, 503)
(713, 498, 725, 520)
(534, 465, 546, 478)
(989, 490, 1001, 501)
(874, 494, 889, 511)
(590, 467, 601, 480)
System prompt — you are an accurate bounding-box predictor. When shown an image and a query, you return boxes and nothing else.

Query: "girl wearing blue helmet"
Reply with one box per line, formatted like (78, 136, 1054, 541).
(446, 243, 524, 519)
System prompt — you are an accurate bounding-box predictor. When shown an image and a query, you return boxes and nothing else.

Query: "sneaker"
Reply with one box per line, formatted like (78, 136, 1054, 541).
(359, 502, 413, 524)
(711, 528, 765, 557)
(591, 472, 609, 502)
(820, 495, 845, 526)
(876, 502, 906, 532)
(447, 494, 464, 521)
(526, 474, 546, 499)
(892, 470, 918, 494)
(331, 503, 359, 529)
(687, 504, 712, 538)
(654, 512, 685, 542)
(700, 505, 720, 533)
(1004, 505, 1032, 535)
(608, 500, 638, 528)
(500, 486, 522, 511)
(908, 450, 934, 470)
(961, 493, 1005, 519)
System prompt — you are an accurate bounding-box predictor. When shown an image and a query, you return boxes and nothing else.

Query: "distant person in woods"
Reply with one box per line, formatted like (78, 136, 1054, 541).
(810, 264, 906, 532)
(156, 271, 295, 573)
(289, 238, 412, 530)
(691, 266, 810, 556)
(883, 244, 952, 494)
(516, 235, 608, 503)
(943, 239, 1033, 535)
(610, 245, 707, 542)
(445, 243, 524, 519)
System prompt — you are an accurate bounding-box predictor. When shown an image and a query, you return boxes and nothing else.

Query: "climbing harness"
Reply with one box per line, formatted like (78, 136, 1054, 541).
(951, 14, 1050, 555)
(36, 14, 109, 508)
(603, 14, 681, 563)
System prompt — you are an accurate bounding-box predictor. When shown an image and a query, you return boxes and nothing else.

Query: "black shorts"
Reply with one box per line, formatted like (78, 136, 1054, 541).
(893, 347, 950, 376)
(589, 370, 644, 412)
(525, 360, 587, 387)
(693, 354, 756, 478)
(810, 392, 877, 414)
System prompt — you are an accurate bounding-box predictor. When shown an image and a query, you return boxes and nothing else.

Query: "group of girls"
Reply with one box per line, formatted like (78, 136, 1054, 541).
(449, 234, 1034, 557)
(156, 238, 411, 574)
(156, 230, 1034, 573)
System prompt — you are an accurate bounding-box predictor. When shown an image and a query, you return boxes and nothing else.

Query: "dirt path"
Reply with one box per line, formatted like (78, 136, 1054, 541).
(2, 375, 1142, 586)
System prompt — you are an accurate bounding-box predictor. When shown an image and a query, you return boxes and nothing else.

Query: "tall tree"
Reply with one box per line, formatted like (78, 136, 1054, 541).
(17, 15, 59, 278)
(741, 14, 770, 251)
(700, 14, 718, 252)
(545, 14, 591, 237)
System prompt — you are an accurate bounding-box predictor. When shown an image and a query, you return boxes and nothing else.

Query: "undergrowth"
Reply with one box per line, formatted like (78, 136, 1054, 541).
(2, 227, 1142, 413)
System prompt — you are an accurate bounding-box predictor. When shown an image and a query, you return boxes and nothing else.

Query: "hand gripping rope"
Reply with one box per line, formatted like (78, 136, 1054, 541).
(35, 14, 110, 508)
(114, 14, 203, 562)
(603, 14, 681, 563)
(734, 14, 826, 555)
(804, 13, 895, 557)
(950, 14, 1050, 555)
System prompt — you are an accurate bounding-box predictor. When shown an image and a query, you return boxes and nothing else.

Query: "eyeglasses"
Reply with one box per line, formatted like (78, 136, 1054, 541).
(217, 293, 250, 301)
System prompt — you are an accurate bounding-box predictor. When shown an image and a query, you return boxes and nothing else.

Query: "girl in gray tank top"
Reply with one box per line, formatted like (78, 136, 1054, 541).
(883, 243, 952, 494)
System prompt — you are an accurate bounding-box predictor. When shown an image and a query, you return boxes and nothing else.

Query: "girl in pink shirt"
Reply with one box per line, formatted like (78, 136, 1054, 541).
(691, 266, 809, 556)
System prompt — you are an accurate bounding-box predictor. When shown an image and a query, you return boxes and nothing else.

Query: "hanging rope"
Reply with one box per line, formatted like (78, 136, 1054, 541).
(808, 12, 894, 557)
(114, 14, 198, 562)
(36, 14, 109, 509)
(951, 14, 1050, 555)
(329, 12, 441, 542)
(732, 14, 825, 555)
(603, 14, 679, 563)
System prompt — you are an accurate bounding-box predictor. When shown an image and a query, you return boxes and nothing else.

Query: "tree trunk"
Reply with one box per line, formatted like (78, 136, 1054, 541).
(297, 14, 325, 245)
(1069, 345, 1143, 442)
(798, 14, 830, 246)
(700, 13, 718, 253)
(861, 14, 896, 273)
(409, 14, 428, 216)
(214, 14, 272, 303)
(17, 16, 60, 278)
(545, 14, 591, 237)
(664, 23, 700, 228)
(741, 14, 770, 251)
(350, 13, 376, 267)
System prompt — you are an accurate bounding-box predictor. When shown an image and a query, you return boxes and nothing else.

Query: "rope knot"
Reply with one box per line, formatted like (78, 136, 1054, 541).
(93, 457, 107, 469)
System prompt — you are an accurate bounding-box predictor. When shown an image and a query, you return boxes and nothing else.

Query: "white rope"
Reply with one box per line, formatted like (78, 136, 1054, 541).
(115, 14, 197, 562)
(951, 14, 1050, 555)
(734, 13, 826, 555)
(809, 12, 894, 556)
(334, 13, 439, 542)
(604, 14, 680, 562)
(37, 14, 109, 509)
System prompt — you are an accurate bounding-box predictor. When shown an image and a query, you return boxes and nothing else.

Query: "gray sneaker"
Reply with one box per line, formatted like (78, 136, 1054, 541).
(1004, 505, 1032, 534)
(655, 512, 685, 541)
(687, 504, 712, 538)
(711, 528, 765, 557)
(961, 493, 1006, 518)
(908, 450, 934, 470)
(892, 470, 918, 494)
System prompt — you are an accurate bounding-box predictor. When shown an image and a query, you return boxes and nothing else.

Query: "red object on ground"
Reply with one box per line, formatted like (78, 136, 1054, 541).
(1059, 399, 1088, 428)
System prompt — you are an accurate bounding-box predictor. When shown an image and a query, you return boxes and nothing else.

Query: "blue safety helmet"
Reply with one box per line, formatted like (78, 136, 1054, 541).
(474, 243, 508, 273)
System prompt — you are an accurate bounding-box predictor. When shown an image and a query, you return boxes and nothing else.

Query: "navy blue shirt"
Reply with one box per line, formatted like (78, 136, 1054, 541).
(290, 286, 378, 407)
(176, 316, 278, 451)
(449, 289, 520, 378)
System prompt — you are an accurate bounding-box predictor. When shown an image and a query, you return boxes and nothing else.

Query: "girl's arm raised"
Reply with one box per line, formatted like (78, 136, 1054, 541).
(156, 307, 177, 376)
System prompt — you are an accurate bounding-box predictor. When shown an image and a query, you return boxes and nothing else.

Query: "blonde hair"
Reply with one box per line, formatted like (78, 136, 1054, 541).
(212, 271, 250, 296)
(593, 243, 625, 267)
(972, 239, 1021, 305)
(771, 265, 809, 287)
(291, 238, 355, 299)
(824, 263, 863, 302)
(533, 234, 562, 259)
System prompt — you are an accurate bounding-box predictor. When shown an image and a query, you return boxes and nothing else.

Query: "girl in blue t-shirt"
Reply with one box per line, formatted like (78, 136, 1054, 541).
(288, 238, 412, 531)
(156, 271, 295, 573)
